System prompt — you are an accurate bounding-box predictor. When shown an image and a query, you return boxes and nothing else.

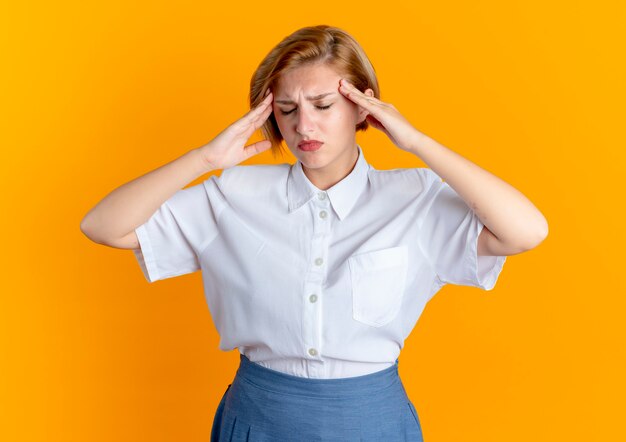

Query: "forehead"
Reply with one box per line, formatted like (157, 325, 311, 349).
(275, 63, 341, 95)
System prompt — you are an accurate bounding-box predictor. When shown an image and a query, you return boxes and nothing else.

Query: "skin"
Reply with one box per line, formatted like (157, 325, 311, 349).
(336, 77, 549, 257)
(236, 61, 547, 258)
(272, 62, 375, 191)
(83, 61, 547, 256)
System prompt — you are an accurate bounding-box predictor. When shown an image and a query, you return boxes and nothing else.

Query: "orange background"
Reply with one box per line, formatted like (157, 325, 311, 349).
(2, 1, 625, 441)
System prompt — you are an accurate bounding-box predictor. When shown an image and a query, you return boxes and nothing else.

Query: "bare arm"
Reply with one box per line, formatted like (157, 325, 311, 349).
(80, 148, 213, 249)
(408, 132, 548, 256)
(337, 78, 548, 257)
(80, 90, 275, 250)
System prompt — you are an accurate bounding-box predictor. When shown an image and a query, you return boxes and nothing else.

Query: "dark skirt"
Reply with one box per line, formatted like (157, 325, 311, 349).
(211, 353, 424, 441)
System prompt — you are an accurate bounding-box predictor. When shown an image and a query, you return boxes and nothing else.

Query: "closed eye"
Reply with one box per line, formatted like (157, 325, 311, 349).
(280, 104, 332, 115)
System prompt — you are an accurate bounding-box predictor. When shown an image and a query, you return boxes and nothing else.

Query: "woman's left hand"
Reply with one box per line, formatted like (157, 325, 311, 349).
(338, 78, 423, 153)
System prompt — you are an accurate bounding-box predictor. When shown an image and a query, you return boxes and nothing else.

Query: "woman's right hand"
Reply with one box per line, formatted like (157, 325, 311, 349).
(198, 90, 274, 171)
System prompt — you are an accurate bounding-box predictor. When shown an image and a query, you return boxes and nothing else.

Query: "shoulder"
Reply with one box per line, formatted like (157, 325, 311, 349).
(212, 163, 291, 194)
(368, 166, 441, 196)
(220, 162, 291, 186)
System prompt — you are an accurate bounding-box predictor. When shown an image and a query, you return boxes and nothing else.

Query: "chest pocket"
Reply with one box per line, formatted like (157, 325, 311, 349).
(348, 245, 408, 327)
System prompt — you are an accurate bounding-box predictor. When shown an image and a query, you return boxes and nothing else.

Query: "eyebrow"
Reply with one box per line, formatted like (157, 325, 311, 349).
(274, 92, 336, 104)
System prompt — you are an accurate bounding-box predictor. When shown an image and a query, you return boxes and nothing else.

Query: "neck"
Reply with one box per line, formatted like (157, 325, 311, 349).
(302, 145, 359, 191)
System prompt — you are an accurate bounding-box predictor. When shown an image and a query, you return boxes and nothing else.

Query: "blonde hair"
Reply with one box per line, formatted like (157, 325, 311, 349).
(249, 25, 380, 158)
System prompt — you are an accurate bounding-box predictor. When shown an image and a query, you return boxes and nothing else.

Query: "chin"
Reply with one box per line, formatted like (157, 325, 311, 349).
(292, 146, 323, 161)
(303, 160, 333, 175)
(299, 157, 322, 168)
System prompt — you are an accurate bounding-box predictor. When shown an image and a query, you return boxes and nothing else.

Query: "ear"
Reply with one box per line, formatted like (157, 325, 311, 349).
(357, 88, 375, 124)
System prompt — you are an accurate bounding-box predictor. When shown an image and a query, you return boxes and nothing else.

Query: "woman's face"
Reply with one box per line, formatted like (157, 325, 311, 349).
(272, 63, 372, 177)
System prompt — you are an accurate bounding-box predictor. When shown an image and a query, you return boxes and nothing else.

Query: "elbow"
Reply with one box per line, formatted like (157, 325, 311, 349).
(80, 215, 93, 239)
(521, 217, 549, 251)
(80, 213, 104, 244)
(80, 215, 137, 249)
(534, 216, 549, 246)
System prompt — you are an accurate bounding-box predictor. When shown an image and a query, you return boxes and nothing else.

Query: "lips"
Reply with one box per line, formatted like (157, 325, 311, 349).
(298, 140, 324, 151)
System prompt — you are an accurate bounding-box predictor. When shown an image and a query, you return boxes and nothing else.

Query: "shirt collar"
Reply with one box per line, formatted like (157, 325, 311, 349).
(287, 144, 370, 221)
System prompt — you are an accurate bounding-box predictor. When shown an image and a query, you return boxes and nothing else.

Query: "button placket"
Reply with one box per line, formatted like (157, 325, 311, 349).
(303, 194, 330, 363)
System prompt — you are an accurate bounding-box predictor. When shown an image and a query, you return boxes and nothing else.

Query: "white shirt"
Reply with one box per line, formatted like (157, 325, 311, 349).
(133, 144, 507, 379)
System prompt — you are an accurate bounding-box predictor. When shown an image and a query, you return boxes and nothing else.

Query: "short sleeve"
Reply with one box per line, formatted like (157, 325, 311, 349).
(416, 168, 507, 290)
(132, 175, 224, 283)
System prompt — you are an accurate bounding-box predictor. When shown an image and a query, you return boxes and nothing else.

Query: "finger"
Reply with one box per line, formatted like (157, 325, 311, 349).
(251, 101, 273, 130)
(235, 92, 273, 128)
(244, 139, 272, 159)
(339, 79, 379, 110)
(248, 91, 274, 116)
(365, 114, 385, 132)
(242, 100, 273, 138)
(252, 97, 274, 122)
(253, 92, 273, 114)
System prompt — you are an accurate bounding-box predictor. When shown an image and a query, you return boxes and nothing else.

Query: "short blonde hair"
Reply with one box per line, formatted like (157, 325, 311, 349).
(249, 25, 380, 158)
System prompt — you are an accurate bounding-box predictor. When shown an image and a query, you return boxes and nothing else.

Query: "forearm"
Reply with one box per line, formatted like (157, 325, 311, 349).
(409, 132, 548, 251)
(80, 147, 213, 245)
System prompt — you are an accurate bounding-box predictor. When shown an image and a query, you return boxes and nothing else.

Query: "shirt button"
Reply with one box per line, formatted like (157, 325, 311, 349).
(317, 192, 327, 200)
(319, 210, 327, 219)
(315, 257, 323, 266)
(309, 294, 318, 303)
(308, 348, 318, 356)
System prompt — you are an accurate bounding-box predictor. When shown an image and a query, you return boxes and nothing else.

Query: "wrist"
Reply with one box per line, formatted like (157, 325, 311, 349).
(188, 147, 215, 177)
(407, 130, 429, 156)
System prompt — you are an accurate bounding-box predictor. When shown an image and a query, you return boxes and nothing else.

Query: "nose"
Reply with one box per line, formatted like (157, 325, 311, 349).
(296, 107, 316, 135)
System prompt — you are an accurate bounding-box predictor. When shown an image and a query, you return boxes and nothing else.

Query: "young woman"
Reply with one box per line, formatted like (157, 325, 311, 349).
(81, 25, 548, 441)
